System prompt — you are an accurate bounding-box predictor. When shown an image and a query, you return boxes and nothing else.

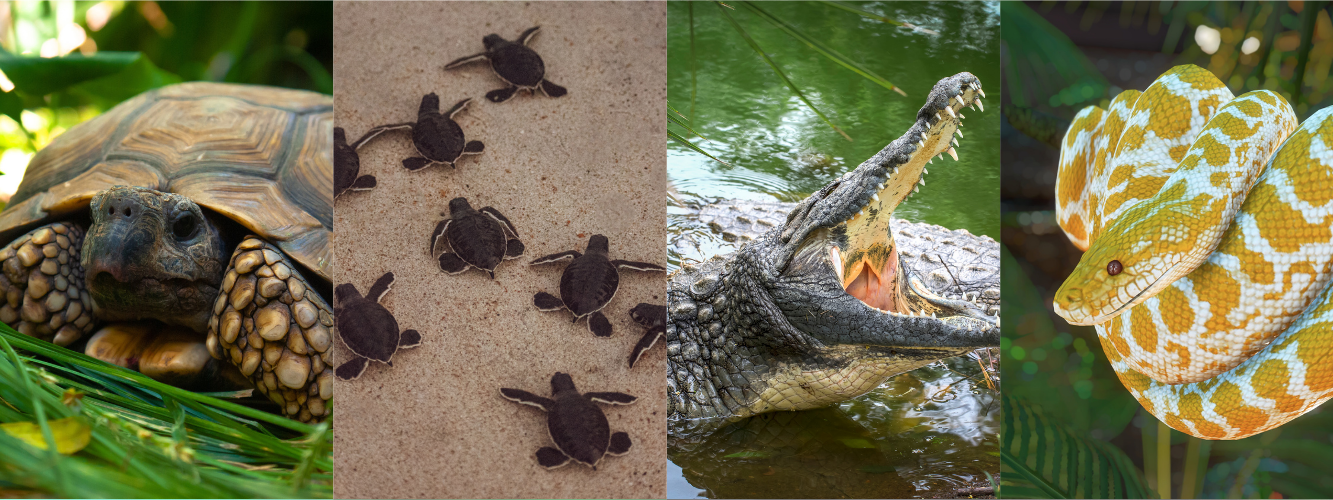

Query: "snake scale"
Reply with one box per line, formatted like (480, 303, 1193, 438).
(1053, 64, 1333, 440)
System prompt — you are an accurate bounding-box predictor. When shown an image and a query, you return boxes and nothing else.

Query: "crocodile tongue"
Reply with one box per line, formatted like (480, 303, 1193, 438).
(831, 82, 975, 314)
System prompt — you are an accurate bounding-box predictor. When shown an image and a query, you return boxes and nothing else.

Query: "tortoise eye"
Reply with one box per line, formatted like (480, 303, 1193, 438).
(1107, 260, 1123, 276)
(173, 215, 197, 240)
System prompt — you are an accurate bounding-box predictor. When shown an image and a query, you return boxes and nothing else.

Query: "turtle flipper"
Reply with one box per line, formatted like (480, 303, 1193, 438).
(444, 52, 489, 70)
(463, 140, 485, 154)
(533, 292, 565, 311)
(367, 272, 395, 303)
(479, 207, 520, 238)
(0, 222, 96, 347)
(539, 80, 567, 98)
(486, 86, 520, 103)
(607, 432, 632, 456)
(336, 355, 369, 381)
(586, 392, 637, 405)
(430, 219, 452, 255)
(628, 326, 664, 368)
(500, 388, 555, 411)
(398, 329, 422, 349)
(504, 239, 525, 260)
(610, 260, 666, 272)
(350, 175, 377, 191)
(439, 253, 470, 274)
(518, 26, 541, 46)
(588, 311, 613, 337)
(628, 303, 666, 327)
(402, 157, 434, 171)
(351, 123, 413, 150)
(209, 237, 335, 422)
(535, 447, 570, 469)
(445, 98, 473, 120)
(529, 250, 580, 266)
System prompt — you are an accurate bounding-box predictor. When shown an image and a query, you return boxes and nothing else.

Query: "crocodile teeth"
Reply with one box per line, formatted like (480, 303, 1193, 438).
(878, 182, 885, 190)
(927, 157, 933, 164)
(919, 177, 925, 186)
(924, 168, 929, 175)
(921, 132, 928, 141)
(938, 154, 944, 161)
(872, 193, 879, 202)
(975, 98, 984, 112)
(959, 113, 966, 119)
(952, 138, 959, 147)
(914, 185, 920, 193)
(978, 88, 986, 98)
(918, 141, 925, 149)
(945, 106, 956, 118)
(947, 147, 958, 161)
(956, 129, 963, 138)
(931, 312, 936, 319)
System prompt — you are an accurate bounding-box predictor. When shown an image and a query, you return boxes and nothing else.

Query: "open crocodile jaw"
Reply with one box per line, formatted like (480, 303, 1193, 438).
(831, 81, 982, 315)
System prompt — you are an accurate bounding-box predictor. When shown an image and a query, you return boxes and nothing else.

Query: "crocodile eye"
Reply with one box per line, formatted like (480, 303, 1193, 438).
(1107, 260, 1123, 276)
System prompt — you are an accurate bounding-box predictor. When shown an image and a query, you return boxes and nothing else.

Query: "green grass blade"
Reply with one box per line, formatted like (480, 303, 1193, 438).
(716, 1, 851, 141)
(669, 129, 730, 166)
(741, 2, 906, 96)
(668, 102, 710, 141)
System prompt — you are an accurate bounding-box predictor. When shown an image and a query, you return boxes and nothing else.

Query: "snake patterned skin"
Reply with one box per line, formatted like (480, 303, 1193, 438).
(1053, 64, 1333, 440)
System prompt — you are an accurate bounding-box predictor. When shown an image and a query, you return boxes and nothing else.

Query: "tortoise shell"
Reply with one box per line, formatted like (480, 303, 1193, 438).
(0, 82, 332, 282)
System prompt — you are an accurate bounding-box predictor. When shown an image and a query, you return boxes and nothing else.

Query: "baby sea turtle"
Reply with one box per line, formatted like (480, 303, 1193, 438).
(333, 272, 421, 380)
(530, 234, 665, 337)
(334, 127, 378, 198)
(627, 303, 665, 369)
(349, 93, 484, 172)
(431, 197, 524, 278)
(444, 26, 568, 103)
(500, 372, 635, 470)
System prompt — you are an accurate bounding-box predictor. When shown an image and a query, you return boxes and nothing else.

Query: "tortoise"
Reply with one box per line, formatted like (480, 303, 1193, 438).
(530, 234, 665, 337)
(333, 272, 421, 381)
(352, 93, 484, 172)
(430, 197, 524, 279)
(334, 127, 378, 198)
(626, 303, 665, 369)
(500, 372, 635, 470)
(444, 26, 568, 103)
(0, 82, 334, 422)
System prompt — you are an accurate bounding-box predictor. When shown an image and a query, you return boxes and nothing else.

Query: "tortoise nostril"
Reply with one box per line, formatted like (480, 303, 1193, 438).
(123, 208, 131, 217)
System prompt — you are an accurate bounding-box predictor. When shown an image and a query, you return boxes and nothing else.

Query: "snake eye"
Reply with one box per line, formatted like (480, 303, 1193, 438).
(1107, 260, 1123, 276)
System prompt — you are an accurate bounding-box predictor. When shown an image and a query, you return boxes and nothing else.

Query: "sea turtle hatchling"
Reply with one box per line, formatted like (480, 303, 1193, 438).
(444, 26, 568, 103)
(334, 127, 377, 198)
(349, 93, 484, 172)
(530, 234, 665, 337)
(626, 303, 665, 369)
(0, 82, 334, 422)
(430, 197, 524, 279)
(500, 372, 635, 470)
(333, 272, 422, 381)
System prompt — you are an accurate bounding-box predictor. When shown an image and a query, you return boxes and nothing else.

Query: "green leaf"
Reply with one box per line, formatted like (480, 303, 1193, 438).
(0, 52, 141, 96)
(65, 55, 183, 107)
(1000, 3, 1108, 109)
(1001, 395, 1152, 499)
(838, 438, 877, 449)
(716, 2, 851, 141)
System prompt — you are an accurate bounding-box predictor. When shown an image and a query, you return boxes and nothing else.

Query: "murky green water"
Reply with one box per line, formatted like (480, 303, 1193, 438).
(666, 2, 1000, 498)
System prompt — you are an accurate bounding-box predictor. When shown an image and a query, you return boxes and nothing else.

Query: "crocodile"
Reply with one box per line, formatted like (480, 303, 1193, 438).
(666, 73, 1001, 425)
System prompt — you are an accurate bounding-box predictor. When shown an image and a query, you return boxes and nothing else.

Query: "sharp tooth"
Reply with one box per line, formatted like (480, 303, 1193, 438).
(919, 177, 925, 186)
(952, 138, 959, 147)
(935, 111, 942, 121)
(945, 106, 956, 118)
(927, 157, 933, 164)
(956, 129, 963, 138)
(947, 147, 958, 161)
(976, 99, 984, 112)
(959, 113, 966, 119)
(872, 193, 879, 202)
(918, 141, 925, 149)
(924, 168, 929, 175)
(978, 88, 986, 98)
(878, 182, 885, 190)
(931, 312, 936, 319)
(914, 185, 920, 193)
(921, 132, 928, 141)
(938, 154, 944, 161)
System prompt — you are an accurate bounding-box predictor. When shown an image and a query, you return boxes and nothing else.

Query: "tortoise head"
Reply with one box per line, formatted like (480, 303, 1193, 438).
(482, 34, 506, 50)
(550, 372, 577, 395)
(448, 197, 473, 214)
(82, 186, 228, 332)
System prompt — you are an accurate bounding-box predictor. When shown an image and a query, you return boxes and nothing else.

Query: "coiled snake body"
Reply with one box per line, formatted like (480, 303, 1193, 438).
(1054, 64, 1333, 440)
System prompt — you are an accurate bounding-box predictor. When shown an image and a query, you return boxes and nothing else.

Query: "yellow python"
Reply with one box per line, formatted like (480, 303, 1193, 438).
(1053, 64, 1333, 440)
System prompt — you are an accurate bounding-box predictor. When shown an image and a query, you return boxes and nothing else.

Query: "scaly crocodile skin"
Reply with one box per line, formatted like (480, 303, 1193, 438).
(1053, 64, 1333, 440)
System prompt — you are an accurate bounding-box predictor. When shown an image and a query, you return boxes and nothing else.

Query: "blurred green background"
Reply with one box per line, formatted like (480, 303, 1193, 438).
(1002, 1, 1333, 498)
(0, 0, 332, 205)
(0, 2, 332, 497)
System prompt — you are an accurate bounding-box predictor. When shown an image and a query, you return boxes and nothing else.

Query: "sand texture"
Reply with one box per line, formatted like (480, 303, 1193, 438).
(332, 2, 667, 498)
